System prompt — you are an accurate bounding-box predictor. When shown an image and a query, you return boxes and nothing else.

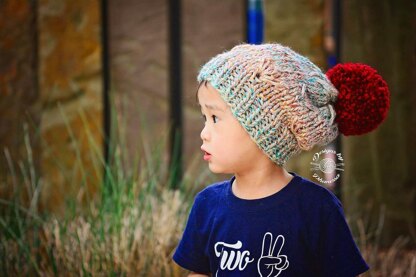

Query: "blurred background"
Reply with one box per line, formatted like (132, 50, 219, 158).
(0, 0, 415, 276)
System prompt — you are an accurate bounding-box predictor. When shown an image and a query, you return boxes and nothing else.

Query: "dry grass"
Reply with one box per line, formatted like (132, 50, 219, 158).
(362, 239, 416, 277)
(1, 182, 190, 276)
(356, 216, 416, 277)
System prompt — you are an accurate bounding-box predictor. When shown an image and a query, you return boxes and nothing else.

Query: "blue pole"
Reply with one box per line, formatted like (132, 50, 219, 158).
(327, 0, 341, 68)
(247, 0, 264, 44)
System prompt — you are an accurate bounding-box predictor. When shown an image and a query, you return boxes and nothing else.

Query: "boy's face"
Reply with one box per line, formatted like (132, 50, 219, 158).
(198, 82, 269, 174)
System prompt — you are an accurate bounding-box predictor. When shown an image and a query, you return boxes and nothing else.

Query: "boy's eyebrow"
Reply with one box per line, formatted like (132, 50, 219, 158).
(198, 103, 225, 112)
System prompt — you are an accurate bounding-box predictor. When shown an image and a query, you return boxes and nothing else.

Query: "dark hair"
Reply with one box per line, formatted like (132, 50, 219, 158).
(195, 80, 208, 104)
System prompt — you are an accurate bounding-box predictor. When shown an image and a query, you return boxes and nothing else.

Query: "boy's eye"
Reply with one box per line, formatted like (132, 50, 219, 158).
(201, 115, 218, 123)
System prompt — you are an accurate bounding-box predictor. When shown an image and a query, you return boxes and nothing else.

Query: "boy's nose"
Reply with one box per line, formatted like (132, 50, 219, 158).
(200, 125, 210, 141)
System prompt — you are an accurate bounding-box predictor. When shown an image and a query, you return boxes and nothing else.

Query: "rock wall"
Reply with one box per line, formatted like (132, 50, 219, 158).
(0, 0, 103, 213)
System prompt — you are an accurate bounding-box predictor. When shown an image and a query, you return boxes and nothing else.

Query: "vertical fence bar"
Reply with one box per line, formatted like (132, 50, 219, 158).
(100, 0, 111, 189)
(168, 0, 183, 189)
(332, 0, 342, 200)
(325, 0, 342, 199)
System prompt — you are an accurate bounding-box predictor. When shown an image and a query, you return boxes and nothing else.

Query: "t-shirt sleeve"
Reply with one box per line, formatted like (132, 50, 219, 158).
(173, 193, 211, 274)
(318, 195, 370, 277)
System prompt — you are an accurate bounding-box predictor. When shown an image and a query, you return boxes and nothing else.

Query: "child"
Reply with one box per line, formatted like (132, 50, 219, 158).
(173, 43, 390, 276)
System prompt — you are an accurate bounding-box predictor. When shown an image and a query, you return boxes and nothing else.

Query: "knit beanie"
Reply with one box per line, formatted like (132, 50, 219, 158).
(197, 43, 390, 166)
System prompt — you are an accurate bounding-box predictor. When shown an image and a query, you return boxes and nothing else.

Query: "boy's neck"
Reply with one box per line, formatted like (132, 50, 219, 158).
(231, 168, 293, 200)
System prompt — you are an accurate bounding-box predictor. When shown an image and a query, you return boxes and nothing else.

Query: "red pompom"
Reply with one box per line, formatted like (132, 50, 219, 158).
(326, 63, 390, 136)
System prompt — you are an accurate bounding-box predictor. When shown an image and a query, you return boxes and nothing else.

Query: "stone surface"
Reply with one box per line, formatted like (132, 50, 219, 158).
(38, 0, 102, 212)
(0, 0, 40, 203)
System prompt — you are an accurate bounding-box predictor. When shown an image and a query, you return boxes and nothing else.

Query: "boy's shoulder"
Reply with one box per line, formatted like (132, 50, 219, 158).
(189, 180, 228, 219)
(297, 174, 339, 195)
(295, 174, 344, 211)
(195, 179, 229, 202)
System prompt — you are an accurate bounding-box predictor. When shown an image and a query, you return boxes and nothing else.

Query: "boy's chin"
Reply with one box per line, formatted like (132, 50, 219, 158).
(208, 163, 232, 174)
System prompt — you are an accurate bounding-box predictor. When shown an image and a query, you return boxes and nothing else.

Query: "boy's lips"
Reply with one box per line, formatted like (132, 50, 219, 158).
(203, 152, 212, 161)
(201, 146, 212, 160)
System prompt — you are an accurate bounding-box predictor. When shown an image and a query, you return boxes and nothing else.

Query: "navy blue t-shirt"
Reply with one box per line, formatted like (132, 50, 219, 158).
(173, 172, 369, 276)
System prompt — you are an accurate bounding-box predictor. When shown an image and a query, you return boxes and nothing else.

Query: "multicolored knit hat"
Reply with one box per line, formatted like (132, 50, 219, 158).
(197, 43, 390, 166)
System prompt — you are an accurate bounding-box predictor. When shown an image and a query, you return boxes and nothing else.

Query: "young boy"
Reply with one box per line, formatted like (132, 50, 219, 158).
(173, 43, 390, 276)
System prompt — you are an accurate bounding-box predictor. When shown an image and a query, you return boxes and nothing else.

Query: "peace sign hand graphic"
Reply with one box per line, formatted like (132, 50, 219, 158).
(257, 232, 289, 277)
